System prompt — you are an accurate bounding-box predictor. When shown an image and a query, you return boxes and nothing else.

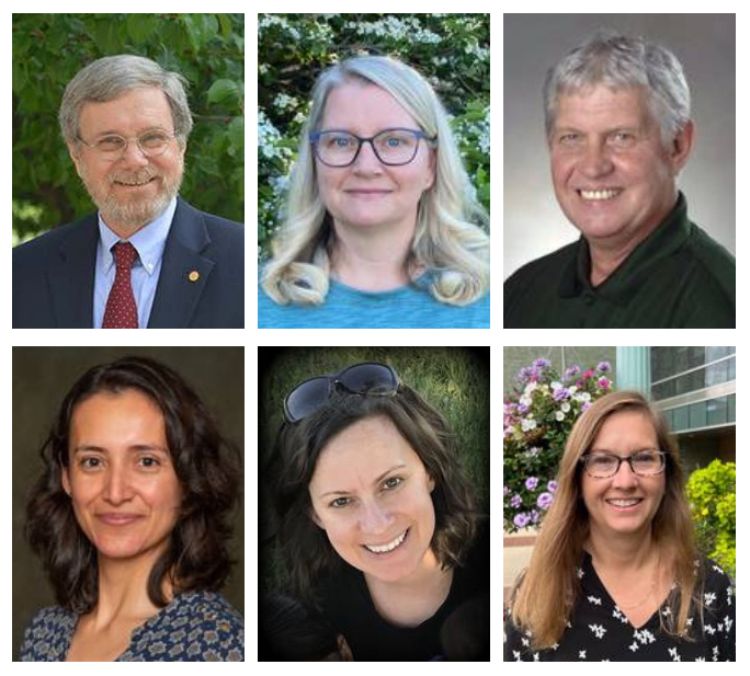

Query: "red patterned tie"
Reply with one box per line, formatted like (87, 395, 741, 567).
(102, 241, 139, 328)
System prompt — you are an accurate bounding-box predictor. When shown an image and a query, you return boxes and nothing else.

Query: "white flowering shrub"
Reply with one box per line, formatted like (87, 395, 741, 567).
(258, 13, 490, 257)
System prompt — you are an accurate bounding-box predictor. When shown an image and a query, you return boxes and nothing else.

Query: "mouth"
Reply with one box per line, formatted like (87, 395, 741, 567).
(345, 189, 392, 197)
(577, 188, 623, 201)
(605, 497, 643, 510)
(112, 176, 159, 188)
(363, 528, 409, 554)
(96, 513, 144, 526)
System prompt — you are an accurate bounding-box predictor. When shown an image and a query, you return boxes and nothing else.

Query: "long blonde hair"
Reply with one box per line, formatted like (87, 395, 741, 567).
(510, 391, 700, 649)
(262, 55, 489, 306)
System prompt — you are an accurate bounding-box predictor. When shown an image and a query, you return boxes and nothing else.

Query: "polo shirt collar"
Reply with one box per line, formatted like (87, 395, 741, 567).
(558, 192, 691, 304)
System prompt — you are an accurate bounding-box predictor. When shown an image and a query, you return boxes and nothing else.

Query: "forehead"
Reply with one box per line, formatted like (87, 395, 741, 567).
(320, 80, 419, 132)
(70, 388, 166, 439)
(592, 408, 658, 449)
(310, 415, 425, 489)
(78, 86, 174, 136)
(553, 84, 653, 130)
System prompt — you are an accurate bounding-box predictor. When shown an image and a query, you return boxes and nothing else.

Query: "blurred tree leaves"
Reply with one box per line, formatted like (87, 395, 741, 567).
(12, 13, 244, 242)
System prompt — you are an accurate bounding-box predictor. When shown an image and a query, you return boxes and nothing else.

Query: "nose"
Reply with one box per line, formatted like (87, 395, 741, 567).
(103, 465, 134, 504)
(352, 140, 383, 173)
(358, 499, 394, 535)
(611, 458, 638, 488)
(578, 140, 614, 179)
(119, 139, 150, 166)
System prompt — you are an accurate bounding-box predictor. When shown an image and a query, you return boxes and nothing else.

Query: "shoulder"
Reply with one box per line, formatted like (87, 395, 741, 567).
(505, 241, 579, 288)
(154, 592, 244, 661)
(20, 606, 76, 661)
(13, 215, 97, 262)
(174, 199, 243, 244)
(682, 223, 735, 293)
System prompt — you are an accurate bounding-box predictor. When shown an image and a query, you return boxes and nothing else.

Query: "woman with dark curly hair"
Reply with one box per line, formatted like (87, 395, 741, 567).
(267, 361, 488, 660)
(20, 356, 243, 661)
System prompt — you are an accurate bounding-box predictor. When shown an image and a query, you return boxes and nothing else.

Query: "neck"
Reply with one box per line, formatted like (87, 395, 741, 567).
(330, 219, 415, 291)
(586, 524, 656, 572)
(89, 549, 171, 628)
(587, 191, 678, 287)
(101, 217, 148, 240)
(365, 547, 446, 594)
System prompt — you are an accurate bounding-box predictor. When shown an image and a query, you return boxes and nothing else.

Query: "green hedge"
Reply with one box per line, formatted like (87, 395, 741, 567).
(12, 14, 244, 242)
(258, 13, 490, 258)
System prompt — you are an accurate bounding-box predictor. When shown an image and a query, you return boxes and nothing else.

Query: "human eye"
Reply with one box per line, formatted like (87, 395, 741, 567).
(587, 454, 617, 473)
(329, 496, 352, 508)
(378, 131, 414, 148)
(632, 450, 661, 469)
(608, 130, 636, 147)
(557, 132, 582, 146)
(78, 456, 103, 470)
(95, 136, 126, 152)
(381, 476, 404, 491)
(137, 455, 162, 470)
(322, 133, 355, 149)
(139, 131, 169, 149)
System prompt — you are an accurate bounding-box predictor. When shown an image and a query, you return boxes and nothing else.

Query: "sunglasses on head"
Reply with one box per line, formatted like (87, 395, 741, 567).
(283, 362, 399, 423)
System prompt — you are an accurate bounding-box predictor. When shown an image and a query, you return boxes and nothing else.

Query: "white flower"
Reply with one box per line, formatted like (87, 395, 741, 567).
(555, 411, 565, 421)
(561, 402, 571, 413)
(521, 418, 537, 432)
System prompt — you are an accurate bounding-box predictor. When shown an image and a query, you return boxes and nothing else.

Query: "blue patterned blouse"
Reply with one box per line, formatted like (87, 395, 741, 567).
(20, 591, 244, 661)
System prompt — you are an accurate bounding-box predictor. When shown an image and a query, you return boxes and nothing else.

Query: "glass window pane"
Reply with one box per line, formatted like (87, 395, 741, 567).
(706, 397, 727, 427)
(673, 406, 689, 432)
(689, 402, 707, 429)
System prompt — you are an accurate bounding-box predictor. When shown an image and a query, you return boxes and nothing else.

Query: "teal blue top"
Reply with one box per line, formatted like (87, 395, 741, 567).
(258, 274, 489, 328)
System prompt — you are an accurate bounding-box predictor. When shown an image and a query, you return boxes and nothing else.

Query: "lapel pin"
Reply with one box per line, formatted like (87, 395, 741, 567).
(188, 270, 200, 283)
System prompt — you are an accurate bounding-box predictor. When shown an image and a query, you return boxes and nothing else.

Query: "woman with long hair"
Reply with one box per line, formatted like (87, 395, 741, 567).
(259, 55, 489, 328)
(505, 390, 734, 661)
(265, 361, 489, 659)
(21, 356, 243, 661)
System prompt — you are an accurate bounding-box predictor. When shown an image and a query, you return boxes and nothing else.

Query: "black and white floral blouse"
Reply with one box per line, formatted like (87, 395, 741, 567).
(504, 554, 734, 661)
(20, 591, 244, 662)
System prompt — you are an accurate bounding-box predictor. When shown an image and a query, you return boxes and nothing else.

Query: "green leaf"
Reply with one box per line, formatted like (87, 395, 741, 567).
(207, 78, 240, 106)
(126, 15, 159, 44)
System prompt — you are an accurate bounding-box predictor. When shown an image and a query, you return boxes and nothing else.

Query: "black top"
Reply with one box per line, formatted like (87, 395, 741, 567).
(504, 554, 735, 662)
(317, 521, 489, 661)
(504, 193, 735, 328)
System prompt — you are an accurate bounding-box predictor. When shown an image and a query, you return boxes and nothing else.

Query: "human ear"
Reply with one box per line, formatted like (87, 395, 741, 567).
(61, 467, 72, 496)
(66, 142, 84, 177)
(670, 120, 694, 173)
(309, 506, 325, 529)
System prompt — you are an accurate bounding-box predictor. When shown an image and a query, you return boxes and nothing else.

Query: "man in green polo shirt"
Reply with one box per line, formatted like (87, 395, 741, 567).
(504, 31, 735, 328)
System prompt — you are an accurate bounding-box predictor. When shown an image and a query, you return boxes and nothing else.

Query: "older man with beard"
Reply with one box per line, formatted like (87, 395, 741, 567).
(13, 55, 243, 328)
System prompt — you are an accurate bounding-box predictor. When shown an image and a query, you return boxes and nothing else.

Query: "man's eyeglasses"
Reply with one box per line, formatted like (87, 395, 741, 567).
(283, 362, 399, 423)
(309, 128, 436, 167)
(580, 450, 667, 478)
(76, 130, 177, 160)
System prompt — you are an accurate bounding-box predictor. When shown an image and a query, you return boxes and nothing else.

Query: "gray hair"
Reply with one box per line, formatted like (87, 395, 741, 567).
(59, 54, 193, 144)
(544, 31, 691, 144)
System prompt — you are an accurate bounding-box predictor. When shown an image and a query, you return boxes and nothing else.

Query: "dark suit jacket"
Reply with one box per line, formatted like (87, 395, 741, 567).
(12, 198, 244, 328)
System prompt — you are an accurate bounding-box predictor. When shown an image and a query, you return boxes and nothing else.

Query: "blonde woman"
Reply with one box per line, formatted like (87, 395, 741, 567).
(504, 391, 734, 661)
(259, 55, 489, 328)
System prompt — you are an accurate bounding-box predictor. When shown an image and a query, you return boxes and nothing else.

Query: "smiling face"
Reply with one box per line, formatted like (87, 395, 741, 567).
(549, 85, 692, 249)
(62, 388, 182, 564)
(314, 81, 435, 236)
(68, 86, 185, 236)
(308, 415, 437, 584)
(581, 409, 666, 541)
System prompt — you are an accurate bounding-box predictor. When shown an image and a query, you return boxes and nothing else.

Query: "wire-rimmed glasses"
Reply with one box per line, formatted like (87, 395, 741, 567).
(76, 130, 178, 160)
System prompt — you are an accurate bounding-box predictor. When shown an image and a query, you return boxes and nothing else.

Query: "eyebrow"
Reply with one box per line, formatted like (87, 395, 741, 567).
(71, 444, 170, 455)
(588, 447, 658, 455)
(317, 463, 407, 499)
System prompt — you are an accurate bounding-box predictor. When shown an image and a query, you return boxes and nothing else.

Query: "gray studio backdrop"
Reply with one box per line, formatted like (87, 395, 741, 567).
(504, 13, 735, 280)
(12, 346, 244, 660)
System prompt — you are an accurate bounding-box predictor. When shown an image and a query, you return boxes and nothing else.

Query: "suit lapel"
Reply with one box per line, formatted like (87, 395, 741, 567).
(47, 216, 99, 328)
(148, 199, 215, 328)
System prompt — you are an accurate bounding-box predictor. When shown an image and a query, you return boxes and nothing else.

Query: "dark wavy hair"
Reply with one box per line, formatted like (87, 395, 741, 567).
(25, 356, 241, 614)
(270, 379, 478, 601)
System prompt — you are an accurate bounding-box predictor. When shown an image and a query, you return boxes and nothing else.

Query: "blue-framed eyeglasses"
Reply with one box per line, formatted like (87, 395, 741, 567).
(309, 128, 436, 167)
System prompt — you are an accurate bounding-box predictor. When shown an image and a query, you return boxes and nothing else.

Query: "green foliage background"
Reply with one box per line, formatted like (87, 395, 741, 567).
(686, 460, 736, 578)
(12, 14, 244, 243)
(259, 347, 490, 591)
(258, 13, 490, 258)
